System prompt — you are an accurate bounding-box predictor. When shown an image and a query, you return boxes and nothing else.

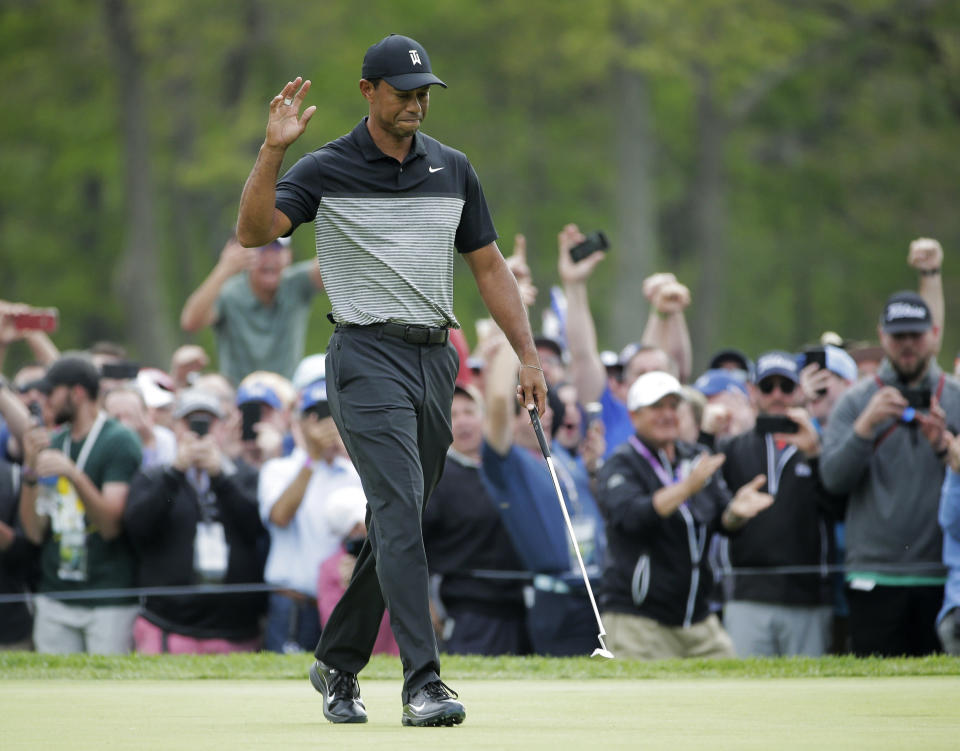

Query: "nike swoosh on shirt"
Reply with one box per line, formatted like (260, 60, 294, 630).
(428, 166, 444, 173)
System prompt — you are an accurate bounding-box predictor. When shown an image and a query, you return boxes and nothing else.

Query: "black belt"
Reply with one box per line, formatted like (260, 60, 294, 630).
(335, 320, 449, 345)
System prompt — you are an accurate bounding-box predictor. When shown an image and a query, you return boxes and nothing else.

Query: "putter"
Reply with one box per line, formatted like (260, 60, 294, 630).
(528, 406, 615, 659)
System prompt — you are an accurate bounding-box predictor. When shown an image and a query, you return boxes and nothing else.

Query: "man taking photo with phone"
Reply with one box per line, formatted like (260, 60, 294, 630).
(821, 291, 960, 656)
(714, 352, 841, 657)
(123, 388, 266, 654)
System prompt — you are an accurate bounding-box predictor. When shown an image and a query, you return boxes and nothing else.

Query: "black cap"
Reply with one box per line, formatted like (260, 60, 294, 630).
(534, 335, 564, 361)
(45, 355, 100, 399)
(880, 291, 932, 334)
(754, 350, 800, 385)
(361, 34, 446, 91)
(708, 348, 753, 375)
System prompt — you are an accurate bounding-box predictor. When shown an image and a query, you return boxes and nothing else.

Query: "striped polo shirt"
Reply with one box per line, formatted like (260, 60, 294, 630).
(274, 117, 497, 328)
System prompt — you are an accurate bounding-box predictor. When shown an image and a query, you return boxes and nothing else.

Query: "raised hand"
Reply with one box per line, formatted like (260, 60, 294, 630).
(558, 223, 605, 285)
(265, 77, 317, 150)
(642, 273, 677, 302)
(217, 238, 257, 276)
(908, 237, 943, 272)
(685, 451, 727, 494)
(725, 474, 774, 529)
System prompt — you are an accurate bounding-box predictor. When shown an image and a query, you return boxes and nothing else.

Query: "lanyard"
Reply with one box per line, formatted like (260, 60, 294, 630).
(629, 435, 680, 487)
(764, 433, 797, 496)
(63, 411, 107, 474)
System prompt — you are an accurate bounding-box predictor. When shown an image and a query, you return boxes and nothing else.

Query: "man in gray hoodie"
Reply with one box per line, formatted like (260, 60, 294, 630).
(820, 291, 959, 656)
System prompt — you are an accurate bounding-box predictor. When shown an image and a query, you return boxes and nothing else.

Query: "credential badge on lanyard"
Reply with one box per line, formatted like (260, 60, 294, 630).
(56, 411, 108, 582)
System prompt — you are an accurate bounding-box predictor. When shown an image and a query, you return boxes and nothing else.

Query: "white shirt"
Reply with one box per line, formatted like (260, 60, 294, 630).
(258, 447, 361, 596)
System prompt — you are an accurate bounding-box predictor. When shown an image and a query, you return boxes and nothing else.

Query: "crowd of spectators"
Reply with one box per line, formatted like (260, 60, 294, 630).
(0, 231, 957, 660)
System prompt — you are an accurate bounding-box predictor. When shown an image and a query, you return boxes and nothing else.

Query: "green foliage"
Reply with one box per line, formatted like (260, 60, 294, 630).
(2, 0, 959, 369)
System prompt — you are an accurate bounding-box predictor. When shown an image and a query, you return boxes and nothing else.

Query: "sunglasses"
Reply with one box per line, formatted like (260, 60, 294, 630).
(758, 377, 796, 395)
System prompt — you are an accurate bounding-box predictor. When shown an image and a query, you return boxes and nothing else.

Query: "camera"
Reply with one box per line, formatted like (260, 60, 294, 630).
(901, 387, 931, 410)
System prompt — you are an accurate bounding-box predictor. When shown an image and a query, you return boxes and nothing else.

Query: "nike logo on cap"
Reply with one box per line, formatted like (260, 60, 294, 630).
(428, 166, 444, 173)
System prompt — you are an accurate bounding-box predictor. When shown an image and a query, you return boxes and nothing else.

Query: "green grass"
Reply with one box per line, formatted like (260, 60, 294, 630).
(4, 654, 960, 750)
(2, 650, 959, 680)
(3, 675, 959, 750)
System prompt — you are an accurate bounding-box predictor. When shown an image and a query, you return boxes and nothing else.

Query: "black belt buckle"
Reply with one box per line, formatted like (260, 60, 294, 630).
(403, 324, 427, 345)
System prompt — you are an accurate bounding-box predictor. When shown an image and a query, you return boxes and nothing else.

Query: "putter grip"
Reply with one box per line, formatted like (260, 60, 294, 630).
(528, 407, 552, 458)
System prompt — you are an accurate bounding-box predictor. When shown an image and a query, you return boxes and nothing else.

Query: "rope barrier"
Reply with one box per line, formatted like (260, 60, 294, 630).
(0, 561, 946, 606)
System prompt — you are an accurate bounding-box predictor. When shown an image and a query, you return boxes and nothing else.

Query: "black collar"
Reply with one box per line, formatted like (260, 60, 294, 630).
(352, 116, 427, 164)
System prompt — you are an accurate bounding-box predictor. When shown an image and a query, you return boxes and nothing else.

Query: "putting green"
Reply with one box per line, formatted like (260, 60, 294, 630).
(3, 677, 957, 750)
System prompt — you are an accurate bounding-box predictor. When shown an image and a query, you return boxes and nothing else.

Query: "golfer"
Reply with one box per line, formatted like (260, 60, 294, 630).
(235, 34, 546, 727)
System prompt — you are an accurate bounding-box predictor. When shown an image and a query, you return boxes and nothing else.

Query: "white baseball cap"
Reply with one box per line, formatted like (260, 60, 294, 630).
(627, 371, 684, 411)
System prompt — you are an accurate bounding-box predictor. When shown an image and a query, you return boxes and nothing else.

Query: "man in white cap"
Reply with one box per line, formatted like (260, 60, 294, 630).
(595, 371, 772, 659)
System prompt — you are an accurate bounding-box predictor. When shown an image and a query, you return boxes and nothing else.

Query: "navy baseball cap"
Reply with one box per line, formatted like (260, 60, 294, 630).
(754, 351, 800, 384)
(880, 291, 932, 334)
(361, 34, 446, 91)
(299, 379, 331, 419)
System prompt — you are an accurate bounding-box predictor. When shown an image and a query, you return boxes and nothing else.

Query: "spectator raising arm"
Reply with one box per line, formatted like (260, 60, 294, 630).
(180, 238, 258, 332)
(481, 331, 520, 456)
(558, 223, 608, 405)
(640, 273, 693, 384)
(909, 237, 944, 355)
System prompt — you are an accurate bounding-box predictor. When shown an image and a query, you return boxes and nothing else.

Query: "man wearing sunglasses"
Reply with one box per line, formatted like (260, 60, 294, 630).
(715, 351, 841, 657)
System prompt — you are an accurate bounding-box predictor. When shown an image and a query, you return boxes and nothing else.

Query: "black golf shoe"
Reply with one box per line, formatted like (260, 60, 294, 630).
(309, 660, 367, 724)
(401, 680, 466, 727)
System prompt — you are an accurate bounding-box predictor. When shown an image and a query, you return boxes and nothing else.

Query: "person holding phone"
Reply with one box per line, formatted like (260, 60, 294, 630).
(820, 291, 960, 656)
(18, 354, 142, 654)
(123, 388, 266, 654)
(716, 351, 842, 657)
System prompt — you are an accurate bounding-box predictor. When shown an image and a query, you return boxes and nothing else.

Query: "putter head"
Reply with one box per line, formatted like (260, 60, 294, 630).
(592, 634, 614, 659)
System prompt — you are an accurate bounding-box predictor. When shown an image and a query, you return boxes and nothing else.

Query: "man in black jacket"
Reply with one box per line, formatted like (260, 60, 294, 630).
(124, 389, 266, 653)
(596, 371, 772, 659)
(0, 456, 39, 649)
(718, 351, 839, 657)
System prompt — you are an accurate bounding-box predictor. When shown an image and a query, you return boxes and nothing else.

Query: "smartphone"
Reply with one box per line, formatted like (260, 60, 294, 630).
(803, 348, 827, 370)
(188, 415, 211, 437)
(584, 402, 603, 424)
(27, 400, 44, 426)
(240, 402, 261, 441)
(569, 231, 609, 263)
(755, 414, 799, 435)
(803, 347, 828, 397)
(100, 361, 140, 380)
(11, 308, 59, 333)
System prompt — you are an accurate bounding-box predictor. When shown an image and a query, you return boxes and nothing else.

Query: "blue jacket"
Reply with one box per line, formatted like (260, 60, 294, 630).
(938, 469, 960, 624)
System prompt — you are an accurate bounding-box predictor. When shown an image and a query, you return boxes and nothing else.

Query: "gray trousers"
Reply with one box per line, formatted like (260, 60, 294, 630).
(723, 600, 832, 657)
(315, 325, 458, 702)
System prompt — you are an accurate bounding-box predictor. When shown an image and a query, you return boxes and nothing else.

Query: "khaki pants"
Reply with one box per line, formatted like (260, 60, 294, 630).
(603, 611, 735, 660)
(33, 595, 137, 655)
